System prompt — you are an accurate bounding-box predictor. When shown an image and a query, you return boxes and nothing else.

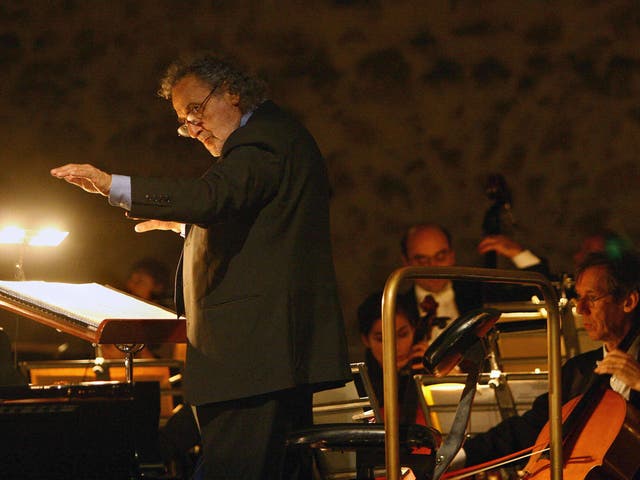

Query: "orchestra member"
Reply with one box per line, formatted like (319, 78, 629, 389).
(51, 53, 350, 480)
(357, 291, 431, 480)
(454, 249, 640, 470)
(399, 223, 548, 341)
(573, 228, 633, 267)
(124, 257, 173, 308)
(357, 292, 429, 425)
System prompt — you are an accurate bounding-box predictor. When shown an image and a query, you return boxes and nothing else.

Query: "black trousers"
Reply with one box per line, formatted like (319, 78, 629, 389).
(195, 387, 313, 480)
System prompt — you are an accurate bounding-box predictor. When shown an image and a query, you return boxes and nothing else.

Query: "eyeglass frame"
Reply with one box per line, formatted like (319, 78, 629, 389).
(406, 248, 453, 266)
(573, 292, 612, 309)
(177, 84, 219, 137)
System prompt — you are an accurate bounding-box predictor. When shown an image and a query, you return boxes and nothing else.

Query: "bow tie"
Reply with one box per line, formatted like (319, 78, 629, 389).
(419, 294, 450, 340)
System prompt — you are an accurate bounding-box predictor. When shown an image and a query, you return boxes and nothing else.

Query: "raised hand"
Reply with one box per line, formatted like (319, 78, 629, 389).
(50, 164, 112, 196)
(477, 234, 524, 259)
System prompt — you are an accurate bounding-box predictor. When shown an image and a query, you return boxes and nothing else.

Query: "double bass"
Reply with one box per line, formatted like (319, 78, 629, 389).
(481, 173, 513, 269)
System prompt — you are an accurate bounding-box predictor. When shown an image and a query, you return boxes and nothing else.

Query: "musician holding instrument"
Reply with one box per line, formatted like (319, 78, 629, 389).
(358, 292, 429, 423)
(399, 223, 548, 342)
(51, 53, 351, 480)
(453, 249, 640, 478)
(357, 291, 433, 478)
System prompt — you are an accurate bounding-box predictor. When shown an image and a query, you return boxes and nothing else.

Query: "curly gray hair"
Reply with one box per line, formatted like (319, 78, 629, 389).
(158, 54, 267, 114)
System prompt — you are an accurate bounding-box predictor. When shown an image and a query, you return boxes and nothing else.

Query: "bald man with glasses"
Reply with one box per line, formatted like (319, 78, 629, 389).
(398, 223, 548, 343)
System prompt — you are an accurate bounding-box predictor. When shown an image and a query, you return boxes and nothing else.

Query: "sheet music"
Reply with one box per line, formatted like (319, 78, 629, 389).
(0, 281, 176, 329)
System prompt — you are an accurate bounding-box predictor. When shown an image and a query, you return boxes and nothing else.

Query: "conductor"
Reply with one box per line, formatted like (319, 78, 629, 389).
(51, 53, 350, 479)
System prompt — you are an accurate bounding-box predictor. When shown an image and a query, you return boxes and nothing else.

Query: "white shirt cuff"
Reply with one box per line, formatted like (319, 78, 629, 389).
(512, 249, 540, 269)
(108, 174, 131, 210)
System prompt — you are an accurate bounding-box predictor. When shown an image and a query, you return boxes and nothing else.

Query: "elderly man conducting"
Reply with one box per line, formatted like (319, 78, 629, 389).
(51, 53, 350, 480)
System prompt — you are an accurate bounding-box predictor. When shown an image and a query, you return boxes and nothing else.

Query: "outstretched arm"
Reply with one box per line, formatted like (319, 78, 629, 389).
(52, 164, 183, 234)
(50, 163, 112, 196)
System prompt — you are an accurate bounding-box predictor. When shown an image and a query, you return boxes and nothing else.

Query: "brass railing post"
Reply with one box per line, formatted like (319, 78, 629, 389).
(381, 266, 562, 480)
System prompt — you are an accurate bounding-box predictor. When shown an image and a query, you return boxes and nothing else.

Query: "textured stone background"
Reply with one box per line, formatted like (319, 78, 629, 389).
(1, 0, 639, 359)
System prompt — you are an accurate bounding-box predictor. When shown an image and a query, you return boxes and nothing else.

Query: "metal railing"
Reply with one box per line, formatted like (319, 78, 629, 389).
(381, 266, 563, 480)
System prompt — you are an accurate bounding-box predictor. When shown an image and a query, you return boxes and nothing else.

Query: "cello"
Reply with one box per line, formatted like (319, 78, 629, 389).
(522, 324, 640, 479)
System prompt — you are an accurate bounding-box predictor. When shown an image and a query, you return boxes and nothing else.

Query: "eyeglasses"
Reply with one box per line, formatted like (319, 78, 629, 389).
(574, 293, 611, 309)
(177, 85, 218, 137)
(408, 248, 452, 266)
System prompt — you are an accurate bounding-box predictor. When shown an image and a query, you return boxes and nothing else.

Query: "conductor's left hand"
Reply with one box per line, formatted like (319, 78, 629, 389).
(50, 164, 112, 196)
(133, 219, 183, 234)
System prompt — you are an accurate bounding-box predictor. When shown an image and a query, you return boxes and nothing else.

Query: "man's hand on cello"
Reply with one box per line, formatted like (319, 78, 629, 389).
(595, 349, 640, 391)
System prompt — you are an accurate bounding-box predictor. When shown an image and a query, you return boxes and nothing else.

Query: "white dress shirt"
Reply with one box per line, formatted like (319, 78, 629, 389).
(414, 282, 459, 341)
(608, 336, 640, 401)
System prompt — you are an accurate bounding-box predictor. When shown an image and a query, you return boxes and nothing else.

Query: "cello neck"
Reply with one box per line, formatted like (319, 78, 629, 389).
(481, 173, 512, 269)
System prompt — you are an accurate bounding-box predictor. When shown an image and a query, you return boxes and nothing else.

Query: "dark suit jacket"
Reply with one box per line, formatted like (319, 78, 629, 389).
(129, 101, 350, 405)
(463, 346, 640, 467)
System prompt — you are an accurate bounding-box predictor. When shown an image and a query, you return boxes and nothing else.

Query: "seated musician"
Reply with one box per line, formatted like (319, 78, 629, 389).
(398, 223, 550, 339)
(451, 249, 640, 473)
(358, 291, 430, 426)
(358, 292, 432, 479)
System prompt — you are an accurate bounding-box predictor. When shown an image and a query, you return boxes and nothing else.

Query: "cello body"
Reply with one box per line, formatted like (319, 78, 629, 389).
(522, 389, 640, 480)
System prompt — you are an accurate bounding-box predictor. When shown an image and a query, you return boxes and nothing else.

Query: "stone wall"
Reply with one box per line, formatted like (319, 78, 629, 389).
(1, 0, 639, 359)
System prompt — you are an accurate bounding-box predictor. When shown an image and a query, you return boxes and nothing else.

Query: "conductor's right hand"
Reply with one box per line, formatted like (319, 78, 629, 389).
(50, 164, 112, 196)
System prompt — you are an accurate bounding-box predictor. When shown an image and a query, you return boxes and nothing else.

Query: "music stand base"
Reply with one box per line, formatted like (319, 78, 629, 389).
(115, 343, 145, 383)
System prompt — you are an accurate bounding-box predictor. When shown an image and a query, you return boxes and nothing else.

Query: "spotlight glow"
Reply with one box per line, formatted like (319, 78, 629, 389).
(0, 226, 68, 246)
(28, 228, 69, 247)
(0, 226, 26, 244)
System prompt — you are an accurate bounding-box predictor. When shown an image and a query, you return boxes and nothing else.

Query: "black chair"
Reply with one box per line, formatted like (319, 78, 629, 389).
(287, 361, 441, 479)
(287, 422, 441, 480)
(287, 308, 501, 480)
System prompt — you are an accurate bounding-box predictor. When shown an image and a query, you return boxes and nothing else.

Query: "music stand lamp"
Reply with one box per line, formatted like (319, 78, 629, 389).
(0, 225, 69, 366)
(0, 225, 69, 280)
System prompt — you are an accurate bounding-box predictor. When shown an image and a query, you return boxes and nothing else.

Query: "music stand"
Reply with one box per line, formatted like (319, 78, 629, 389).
(0, 280, 186, 383)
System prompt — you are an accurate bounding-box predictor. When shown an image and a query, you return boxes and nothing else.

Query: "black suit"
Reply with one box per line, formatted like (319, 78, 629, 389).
(130, 101, 350, 478)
